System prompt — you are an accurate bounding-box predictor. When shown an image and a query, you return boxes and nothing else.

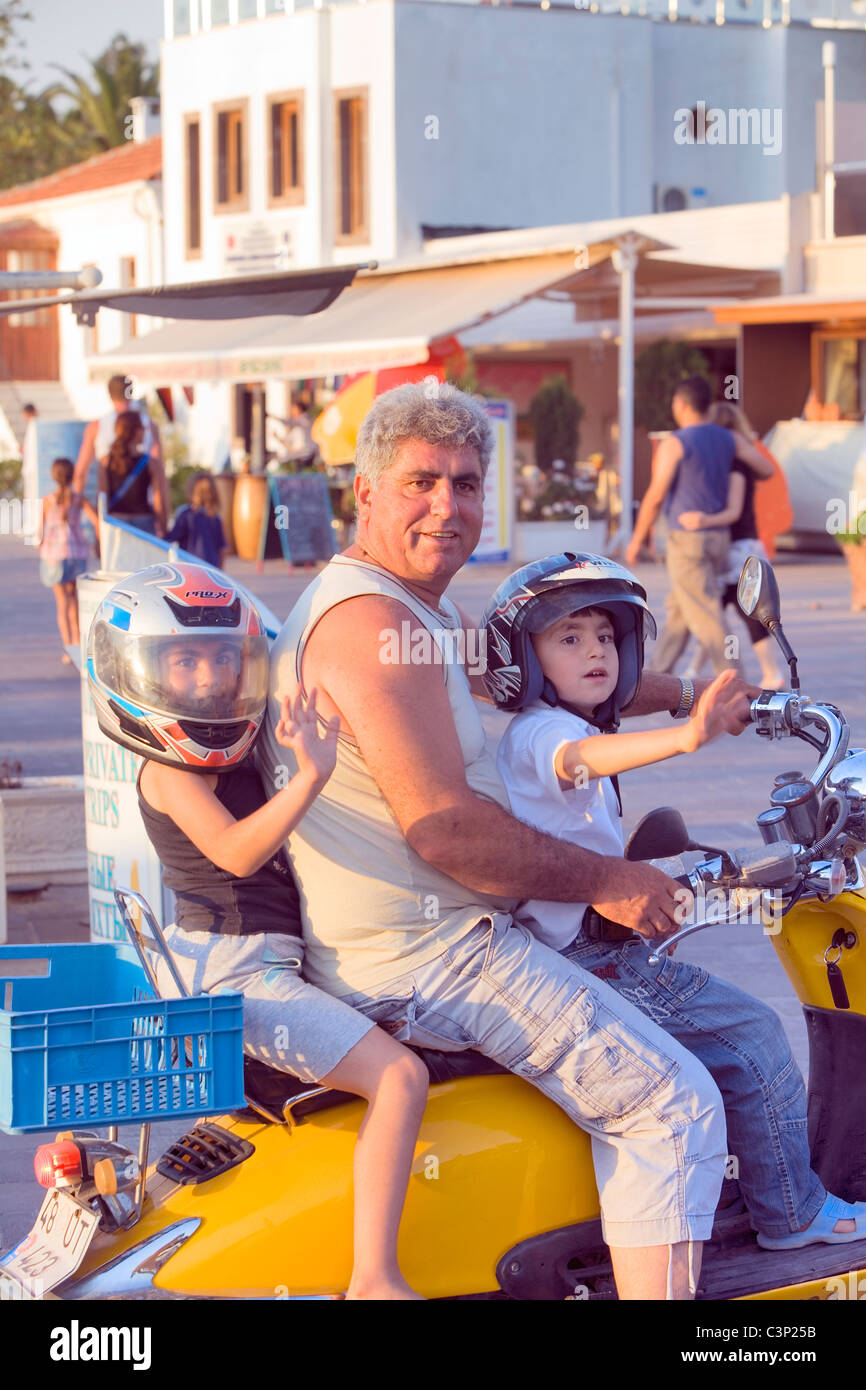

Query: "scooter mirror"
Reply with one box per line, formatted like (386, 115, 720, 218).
(625, 807, 691, 861)
(737, 556, 780, 626)
(736, 556, 800, 692)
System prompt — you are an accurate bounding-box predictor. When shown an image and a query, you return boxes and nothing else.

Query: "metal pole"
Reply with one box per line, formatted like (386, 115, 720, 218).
(0, 268, 101, 292)
(612, 235, 639, 550)
(0, 799, 7, 944)
(823, 42, 837, 242)
(251, 386, 266, 473)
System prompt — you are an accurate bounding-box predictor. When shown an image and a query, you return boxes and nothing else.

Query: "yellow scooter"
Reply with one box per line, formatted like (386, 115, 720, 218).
(4, 557, 866, 1301)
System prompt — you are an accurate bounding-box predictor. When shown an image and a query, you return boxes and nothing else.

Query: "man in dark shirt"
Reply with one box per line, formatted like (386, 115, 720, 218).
(626, 377, 772, 676)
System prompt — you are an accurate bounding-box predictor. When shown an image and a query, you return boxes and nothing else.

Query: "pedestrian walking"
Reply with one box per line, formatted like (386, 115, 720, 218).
(678, 402, 785, 689)
(626, 377, 772, 676)
(74, 374, 169, 522)
(38, 458, 98, 662)
(98, 410, 167, 537)
(268, 396, 319, 472)
(168, 473, 228, 568)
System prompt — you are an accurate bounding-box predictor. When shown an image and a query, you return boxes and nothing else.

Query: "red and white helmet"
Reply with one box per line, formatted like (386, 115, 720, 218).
(86, 562, 270, 770)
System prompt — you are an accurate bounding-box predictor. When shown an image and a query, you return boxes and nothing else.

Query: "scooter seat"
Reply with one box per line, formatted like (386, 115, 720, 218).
(241, 1048, 507, 1123)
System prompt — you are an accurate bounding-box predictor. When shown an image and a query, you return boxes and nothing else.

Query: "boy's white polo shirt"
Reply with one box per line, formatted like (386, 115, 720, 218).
(497, 703, 624, 951)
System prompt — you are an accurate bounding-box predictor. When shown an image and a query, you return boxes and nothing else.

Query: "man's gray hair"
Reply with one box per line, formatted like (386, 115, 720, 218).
(355, 381, 494, 486)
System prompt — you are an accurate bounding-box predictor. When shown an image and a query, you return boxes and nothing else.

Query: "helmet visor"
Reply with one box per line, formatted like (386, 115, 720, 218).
(92, 624, 270, 722)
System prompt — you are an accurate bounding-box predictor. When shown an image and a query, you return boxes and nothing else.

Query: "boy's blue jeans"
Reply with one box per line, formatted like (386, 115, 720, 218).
(563, 931, 826, 1238)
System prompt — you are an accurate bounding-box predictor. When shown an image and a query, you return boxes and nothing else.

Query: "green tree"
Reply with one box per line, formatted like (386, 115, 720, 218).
(528, 374, 584, 474)
(0, 75, 66, 188)
(634, 340, 712, 433)
(0, 2, 62, 190)
(0, 20, 159, 190)
(43, 33, 159, 161)
(0, 0, 29, 66)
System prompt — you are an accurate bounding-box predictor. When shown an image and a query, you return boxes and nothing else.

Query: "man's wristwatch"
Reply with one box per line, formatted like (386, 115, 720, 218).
(670, 677, 695, 720)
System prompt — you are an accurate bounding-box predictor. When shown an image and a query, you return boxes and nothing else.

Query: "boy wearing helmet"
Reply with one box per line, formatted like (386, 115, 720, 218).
(88, 562, 428, 1300)
(484, 553, 866, 1252)
(485, 553, 740, 953)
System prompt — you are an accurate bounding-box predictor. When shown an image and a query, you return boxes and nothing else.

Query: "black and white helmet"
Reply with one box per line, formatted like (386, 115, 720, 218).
(482, 553, 656, 727)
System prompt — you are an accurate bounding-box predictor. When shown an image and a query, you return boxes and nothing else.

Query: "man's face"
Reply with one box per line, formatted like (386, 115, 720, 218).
(671, 393, 687, 428)
(355, 439, 485, 592)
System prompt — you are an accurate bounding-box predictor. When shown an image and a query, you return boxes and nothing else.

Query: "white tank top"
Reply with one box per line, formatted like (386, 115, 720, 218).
(259, 555, 517, 996)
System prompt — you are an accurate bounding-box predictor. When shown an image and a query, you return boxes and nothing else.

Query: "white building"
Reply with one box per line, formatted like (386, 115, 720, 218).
(159, 0, 866, 285)
(134, 0, 866, 467)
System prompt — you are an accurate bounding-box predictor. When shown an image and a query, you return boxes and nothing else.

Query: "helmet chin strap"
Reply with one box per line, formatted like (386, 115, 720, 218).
(540, 677, 620, 734)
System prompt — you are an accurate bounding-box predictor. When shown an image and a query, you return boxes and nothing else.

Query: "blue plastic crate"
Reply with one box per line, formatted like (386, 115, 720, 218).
(0, 943, 245, 1135)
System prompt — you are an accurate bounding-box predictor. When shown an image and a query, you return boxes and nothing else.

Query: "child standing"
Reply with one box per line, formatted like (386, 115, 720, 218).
(39, 458, 98, 663)
(168, 473, 227, 568)
(87, 562, 428, 1299)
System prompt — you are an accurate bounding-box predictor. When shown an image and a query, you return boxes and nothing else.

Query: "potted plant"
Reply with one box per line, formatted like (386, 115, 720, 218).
(513, 379, 601, 560)
(528, 375, 584, 475)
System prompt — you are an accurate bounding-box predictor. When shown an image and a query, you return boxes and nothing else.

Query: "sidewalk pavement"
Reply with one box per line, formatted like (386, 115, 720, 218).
(1, 534, 864, 1247)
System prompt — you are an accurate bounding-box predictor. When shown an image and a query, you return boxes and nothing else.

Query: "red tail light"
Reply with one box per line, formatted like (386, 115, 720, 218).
(34, 1140, 82, 1188)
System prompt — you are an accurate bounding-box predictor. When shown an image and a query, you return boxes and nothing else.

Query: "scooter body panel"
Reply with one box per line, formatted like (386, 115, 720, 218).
(72, 1075, 596, 1299)
(769, 891, 866, 1011)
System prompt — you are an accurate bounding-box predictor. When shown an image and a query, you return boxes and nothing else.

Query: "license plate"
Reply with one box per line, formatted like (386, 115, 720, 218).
(0, 1188, 99, 1299)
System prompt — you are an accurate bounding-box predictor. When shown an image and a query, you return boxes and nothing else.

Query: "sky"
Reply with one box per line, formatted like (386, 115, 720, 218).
(13, 0, 164, 94)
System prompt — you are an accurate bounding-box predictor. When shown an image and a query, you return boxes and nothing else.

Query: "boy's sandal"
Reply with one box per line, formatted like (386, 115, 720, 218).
(757, 1194, 866, 1250)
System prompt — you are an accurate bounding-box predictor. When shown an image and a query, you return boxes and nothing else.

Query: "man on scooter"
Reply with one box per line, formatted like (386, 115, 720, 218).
(259, 383, 859, 1298)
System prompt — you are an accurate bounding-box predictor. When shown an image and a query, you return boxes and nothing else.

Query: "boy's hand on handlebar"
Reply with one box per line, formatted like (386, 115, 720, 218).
(275, 686, 340, 787)
(591, 860, 688, 940)
(680, 669, 742, 751)
(691, 674, 762, 736)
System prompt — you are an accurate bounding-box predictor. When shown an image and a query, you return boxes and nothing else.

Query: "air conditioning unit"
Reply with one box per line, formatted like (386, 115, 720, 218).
(653, 185, 710, 214)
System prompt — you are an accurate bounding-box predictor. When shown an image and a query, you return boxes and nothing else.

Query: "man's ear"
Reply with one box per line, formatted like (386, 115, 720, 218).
(354, 471, 373, 520)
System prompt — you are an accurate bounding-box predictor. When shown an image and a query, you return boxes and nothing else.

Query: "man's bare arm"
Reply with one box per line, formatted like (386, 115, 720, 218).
(301, 595, 683, 935)
(625, 439, 682, 563)
(627, 671, 760, 733)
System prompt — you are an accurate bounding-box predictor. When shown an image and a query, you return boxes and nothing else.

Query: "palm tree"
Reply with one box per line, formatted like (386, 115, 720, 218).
(42, 33, 158, 160)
